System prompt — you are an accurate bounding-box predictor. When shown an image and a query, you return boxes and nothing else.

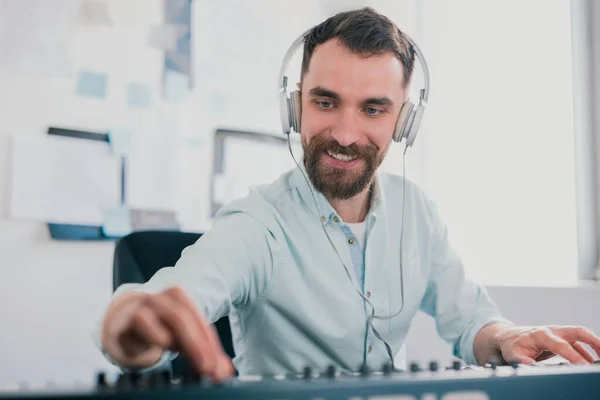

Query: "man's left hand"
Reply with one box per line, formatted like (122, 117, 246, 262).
(493, 325, 600, 364)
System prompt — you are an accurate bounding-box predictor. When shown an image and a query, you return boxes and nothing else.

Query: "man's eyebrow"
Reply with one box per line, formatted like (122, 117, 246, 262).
(307, 86, 341, 101)
(308, 86, 395, 108)
(361, 97, 394, 108)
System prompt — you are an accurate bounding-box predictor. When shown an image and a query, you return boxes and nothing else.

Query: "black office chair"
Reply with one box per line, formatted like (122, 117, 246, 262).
(112, 230, 235, 377)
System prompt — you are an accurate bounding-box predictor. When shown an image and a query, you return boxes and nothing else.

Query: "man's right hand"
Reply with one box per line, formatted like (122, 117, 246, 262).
(100, 286, 234, 382)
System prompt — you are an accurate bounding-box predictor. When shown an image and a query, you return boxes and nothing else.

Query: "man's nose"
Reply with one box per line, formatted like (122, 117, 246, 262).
(330, 109, 361, 147)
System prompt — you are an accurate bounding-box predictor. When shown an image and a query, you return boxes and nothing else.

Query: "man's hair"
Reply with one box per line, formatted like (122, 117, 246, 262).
(301, 7, 415, 88)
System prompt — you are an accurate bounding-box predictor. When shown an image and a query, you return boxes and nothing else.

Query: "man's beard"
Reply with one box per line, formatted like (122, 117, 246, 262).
(302, 135, 385, 200)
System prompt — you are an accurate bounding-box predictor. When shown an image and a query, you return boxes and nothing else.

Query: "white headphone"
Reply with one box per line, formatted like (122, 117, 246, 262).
(278, 26, 430, 148)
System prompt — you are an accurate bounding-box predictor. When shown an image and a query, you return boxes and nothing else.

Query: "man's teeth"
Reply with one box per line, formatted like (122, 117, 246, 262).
(326, 150, 358, 162)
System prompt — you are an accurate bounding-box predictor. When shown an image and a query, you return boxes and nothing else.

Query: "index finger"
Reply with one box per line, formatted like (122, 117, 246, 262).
(164, 287, 234, 380)
(552, 326, 600, 358)
(164, 287, 228, 355)
(535, 332, 588, 364)
(145, 293, 216, 375)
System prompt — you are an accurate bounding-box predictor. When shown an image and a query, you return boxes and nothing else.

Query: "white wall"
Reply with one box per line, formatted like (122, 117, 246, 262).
(0, 0, 178, 385)
(0, 223, 118, 385)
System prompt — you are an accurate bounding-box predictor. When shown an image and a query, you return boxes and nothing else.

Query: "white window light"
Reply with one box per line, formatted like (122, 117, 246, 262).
(393, 0, 580, 287)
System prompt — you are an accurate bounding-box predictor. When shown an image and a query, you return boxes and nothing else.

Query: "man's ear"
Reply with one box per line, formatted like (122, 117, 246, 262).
(296, 82, 301, 91)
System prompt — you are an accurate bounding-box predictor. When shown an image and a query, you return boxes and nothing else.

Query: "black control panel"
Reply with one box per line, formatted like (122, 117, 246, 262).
(2, 361, 600, 400)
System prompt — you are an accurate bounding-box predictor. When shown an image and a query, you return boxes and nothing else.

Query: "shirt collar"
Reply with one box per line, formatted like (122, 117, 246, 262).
(368, 169, 385, 222)
(291, 161, 387, 225)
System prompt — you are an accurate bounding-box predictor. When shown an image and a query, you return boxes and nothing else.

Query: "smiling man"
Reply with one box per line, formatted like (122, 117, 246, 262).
(300, 35, 404, 220)
(96, 7, 600, 382)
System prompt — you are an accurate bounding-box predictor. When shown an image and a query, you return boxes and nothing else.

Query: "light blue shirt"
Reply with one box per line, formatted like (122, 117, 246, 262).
(98, 163, 509, 376)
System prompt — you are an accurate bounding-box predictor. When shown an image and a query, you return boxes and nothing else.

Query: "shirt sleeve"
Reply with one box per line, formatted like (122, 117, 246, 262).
(93, 208, 280, 370)
(418, 200, 512, 365)
(122, 210, 279, 319)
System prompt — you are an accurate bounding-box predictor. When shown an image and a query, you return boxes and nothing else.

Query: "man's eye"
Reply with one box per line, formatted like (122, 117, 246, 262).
(365, 107, 384, 116)
(315, 100, 334, 110)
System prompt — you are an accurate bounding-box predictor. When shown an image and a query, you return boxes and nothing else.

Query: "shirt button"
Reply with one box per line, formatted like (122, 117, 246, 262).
(348, 238, 355, 244)
(366, 291, 371, 298)
(320, 216, 326, 223)
(333, 216, 339, 223)
(368, 346, 372, 353)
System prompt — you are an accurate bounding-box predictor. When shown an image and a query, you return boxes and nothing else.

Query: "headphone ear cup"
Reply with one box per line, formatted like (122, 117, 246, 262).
(393, 101, 415, 142)
(404, 104, 425, 147)
(290, 90, 302, 133)
(280, 91, 291, 134)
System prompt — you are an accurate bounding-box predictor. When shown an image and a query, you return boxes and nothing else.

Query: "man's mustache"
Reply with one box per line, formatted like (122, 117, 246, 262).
(308, 136, 378, 159)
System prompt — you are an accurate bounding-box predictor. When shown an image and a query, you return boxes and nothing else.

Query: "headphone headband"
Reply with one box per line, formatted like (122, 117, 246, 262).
(278, 25, 431, 147)
(278, 27, 313, 95)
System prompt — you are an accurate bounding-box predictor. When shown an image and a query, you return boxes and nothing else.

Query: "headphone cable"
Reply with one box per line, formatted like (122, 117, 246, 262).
(286, 135, 409, 370)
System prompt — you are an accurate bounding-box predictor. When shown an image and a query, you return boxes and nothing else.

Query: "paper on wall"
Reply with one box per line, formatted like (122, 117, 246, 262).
(163, 69, 190, 103)
(222, 135, 302, 184)
(126, 83, 152, 108)
(107, 127, 132, 156)
(216, 134, 303, 205)
(9, 134, 122, 225)
(148, 24, 189, 52)
(101, 205, 132, 237)
(75, 70, 108, 99)
(212, 174, 236, 205)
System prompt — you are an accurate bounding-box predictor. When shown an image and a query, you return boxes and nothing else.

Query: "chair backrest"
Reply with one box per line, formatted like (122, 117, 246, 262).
(112, 230, 235, 377)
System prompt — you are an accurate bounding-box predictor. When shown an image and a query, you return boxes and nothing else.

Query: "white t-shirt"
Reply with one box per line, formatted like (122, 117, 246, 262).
(345, 221, 367, 251)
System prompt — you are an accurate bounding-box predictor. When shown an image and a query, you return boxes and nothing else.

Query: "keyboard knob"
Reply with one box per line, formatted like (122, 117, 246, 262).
(128, 372, 140, 387)
(593, 360, 600, 364)
(381, 362, 393, 375)
(161, 371, 171, 385)
(410, 362, 420, 373)
(96, 372, 107, 388)
(325, 365, 336, 379)
(452, 360, 462, 371)
(488, 356, 500, 370)
(149, 373, 158, 388)
(116, 374, 128, 389)
(359, 363, 370, 377)
(510, 360, 520, 369)
(303, 366, 312, 380)
(118, 373, 140, 390)
(429, 361, 439, 372)
(183, 371, 201, 386)
(149, 371, 170, 388)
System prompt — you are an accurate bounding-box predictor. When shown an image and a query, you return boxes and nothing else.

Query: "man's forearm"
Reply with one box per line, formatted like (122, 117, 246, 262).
(473, 321, 514, 365)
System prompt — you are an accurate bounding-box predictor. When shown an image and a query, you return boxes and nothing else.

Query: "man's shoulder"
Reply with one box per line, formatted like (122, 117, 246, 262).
(377, 171, 439, 218)
(378, 171, 428, 201)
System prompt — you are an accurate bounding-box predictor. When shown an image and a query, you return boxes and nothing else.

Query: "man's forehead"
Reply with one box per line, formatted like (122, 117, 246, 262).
(303, 39, 405, 98)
